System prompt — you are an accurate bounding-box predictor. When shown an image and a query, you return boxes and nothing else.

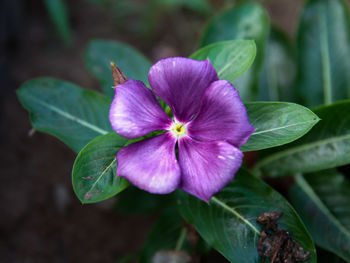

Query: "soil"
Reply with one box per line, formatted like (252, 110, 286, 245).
(0, 0, 315, 262)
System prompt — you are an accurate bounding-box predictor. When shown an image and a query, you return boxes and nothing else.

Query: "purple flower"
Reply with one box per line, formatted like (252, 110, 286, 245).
(109, 57, 255, 202)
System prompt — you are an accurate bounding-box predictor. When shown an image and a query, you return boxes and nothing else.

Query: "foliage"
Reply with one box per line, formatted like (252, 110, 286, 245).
(85, 40, 152, 99)
(44, 0, 72, 45)
(17, 78, 112, 153)
(297, 0, 350, 107)
(254, 101, 350, 177)
(177, 169, 316, 263)
(290, 170, 350, 262)
(200, 1, 269, 101)
(18, 0, 350, 262)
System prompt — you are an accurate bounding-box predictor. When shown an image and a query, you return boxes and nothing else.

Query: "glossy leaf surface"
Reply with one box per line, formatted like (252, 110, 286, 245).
(190, 40, 256, 82)
(85, 40, 152, 98)
(297, 0, 350, 107)
(200, 2, 269, 101)
(255, 101, 350, 176)
(259, 27, 296, 102)
(241, 102, 319, 152)
(290, 171, 350, 262)
(72, 133, 129, 204)
(17, 77, 112, 153)
(177, 169, 316, 263)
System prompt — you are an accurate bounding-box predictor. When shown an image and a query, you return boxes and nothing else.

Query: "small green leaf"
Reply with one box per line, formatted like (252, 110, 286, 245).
(259, 26, 297, 102)
(254, 101, 350, 177)
(297, 0, 350, 106)
(241, 102, 319, 152)
(176, 169, 316, 263)
(72, 133, 129, 204)
(44, 0, 72, 45)
(190, 40, 256, 82)
(139, 209, 191, 263)
(200, 2, 269, 101)
(290, 170, 350, 262)
(17, 77, 112, 153)
(85, 40, 152, 98)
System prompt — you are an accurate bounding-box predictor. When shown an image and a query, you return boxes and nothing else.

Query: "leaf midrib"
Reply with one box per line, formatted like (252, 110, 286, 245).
(88, 158, 116, 194)
(211, 197, 260, 235)
(319, 6, 332, 104)
(251, 119, 318, 136)
(217, 42, 254, 77)
(27, 94, 109, 135)
(296, 175, 350, 241)
(255, 132, 350, 169)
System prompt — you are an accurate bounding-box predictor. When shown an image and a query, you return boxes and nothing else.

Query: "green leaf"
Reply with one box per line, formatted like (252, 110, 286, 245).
(85, 40, 152, 98)
(115, 186, 173, 215)
(176, 169, 316, 263)
(241, 102, 319, 152)
(190, 40, 256, 82)
(17, 77, 112, 153)
(72, 133, 129, 204)
(290, 170, 350, 262)
(200, 2, 269, 101)
(297, 0, 350, 107)
(259, 26, 297, 102)
(44, 0, 72, 45)
(139, 209, 190, 263)
(254, 101, 350, 177)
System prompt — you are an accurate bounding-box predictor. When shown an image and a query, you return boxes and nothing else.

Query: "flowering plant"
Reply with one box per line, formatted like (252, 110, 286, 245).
(110, 57, 254, 201)
(17, 1, 350, 262)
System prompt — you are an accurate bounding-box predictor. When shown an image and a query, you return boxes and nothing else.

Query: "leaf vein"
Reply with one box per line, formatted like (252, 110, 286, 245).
(296, 175, 350, 241)
(27, 94, 109, 135)
(251, 119, 317, 136)
(211, 197, 260, 235)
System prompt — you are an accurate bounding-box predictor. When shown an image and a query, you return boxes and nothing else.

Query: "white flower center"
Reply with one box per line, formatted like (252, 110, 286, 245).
(170, 121, 187, 138)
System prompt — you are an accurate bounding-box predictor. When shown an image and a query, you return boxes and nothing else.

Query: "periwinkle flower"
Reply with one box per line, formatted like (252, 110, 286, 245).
(109, 57, 255, 202)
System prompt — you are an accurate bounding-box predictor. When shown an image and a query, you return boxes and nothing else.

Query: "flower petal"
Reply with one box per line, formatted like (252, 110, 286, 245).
(178, 137, 243, 202)
(148, 57, 218, 123)
(109, 80, 172, 139)
(117, 133, 180, 194)
(187, 80, 255, 147)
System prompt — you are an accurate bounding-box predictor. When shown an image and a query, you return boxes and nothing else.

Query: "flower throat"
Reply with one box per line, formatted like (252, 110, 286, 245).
(170, 122, 187, 138)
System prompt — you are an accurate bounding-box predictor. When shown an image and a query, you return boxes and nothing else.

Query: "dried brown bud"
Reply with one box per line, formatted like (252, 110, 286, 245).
(110, 61, 127, 87)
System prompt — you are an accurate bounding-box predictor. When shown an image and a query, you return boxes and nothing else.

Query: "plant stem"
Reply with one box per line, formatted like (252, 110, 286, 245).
(175, 227, 187, 251)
